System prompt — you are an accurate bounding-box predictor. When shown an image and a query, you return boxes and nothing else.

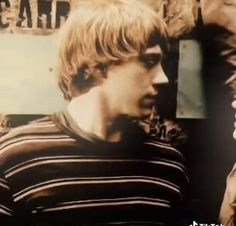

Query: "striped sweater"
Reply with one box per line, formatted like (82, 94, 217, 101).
(0, 113, 189, 226)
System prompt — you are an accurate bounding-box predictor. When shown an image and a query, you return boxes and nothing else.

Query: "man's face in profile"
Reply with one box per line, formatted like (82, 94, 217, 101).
(102, 44, 168, 120)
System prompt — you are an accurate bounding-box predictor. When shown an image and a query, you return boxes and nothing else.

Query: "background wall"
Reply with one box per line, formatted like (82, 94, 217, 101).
(0, 33, 66, 114)
(1, 0, 236, 224)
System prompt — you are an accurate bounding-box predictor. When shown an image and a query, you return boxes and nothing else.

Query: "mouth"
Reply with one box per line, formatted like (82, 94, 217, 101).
(139, 94, 157, 108)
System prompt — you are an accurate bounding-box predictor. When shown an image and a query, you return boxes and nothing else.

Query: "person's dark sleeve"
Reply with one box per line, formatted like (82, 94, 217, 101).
(0, 171, 16, 225)
(168, 181, 196, 226)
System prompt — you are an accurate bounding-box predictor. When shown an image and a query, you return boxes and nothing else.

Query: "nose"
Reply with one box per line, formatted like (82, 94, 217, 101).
(152, 65, 168, 85)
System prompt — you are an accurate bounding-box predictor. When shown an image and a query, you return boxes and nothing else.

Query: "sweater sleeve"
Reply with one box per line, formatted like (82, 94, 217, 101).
(0, 171, 16, 226)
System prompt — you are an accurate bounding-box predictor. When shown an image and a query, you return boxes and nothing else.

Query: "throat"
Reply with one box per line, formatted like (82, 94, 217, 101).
(66, 90, 127, 142)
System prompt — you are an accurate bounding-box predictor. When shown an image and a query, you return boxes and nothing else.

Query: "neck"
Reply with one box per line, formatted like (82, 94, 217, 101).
(67, 87, 128, 142)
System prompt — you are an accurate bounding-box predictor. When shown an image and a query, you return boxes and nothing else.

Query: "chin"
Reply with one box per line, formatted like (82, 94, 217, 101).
(126, 107, 152, 120)
(140, 109, 153, 119)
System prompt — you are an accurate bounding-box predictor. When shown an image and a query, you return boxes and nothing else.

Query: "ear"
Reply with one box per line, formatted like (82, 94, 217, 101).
(69, 64, 108, 97)
(93, 63, 108, 79)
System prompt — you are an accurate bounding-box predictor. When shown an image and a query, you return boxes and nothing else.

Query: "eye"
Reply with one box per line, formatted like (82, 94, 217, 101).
(139, 53, 162, 69)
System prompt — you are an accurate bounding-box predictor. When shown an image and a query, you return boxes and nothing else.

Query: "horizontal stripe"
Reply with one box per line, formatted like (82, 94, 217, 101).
(0, 205, 13, 216)
(4, 155, 89, 175)
(0, 134, 73, 149)
(33, 197, 170, 213)
(0, 122, 56, 142)
(144, 141, 182, 157)
(0, 137, 75, 157)
(0, 178, 10, 190)
(29, 122, 55, 128)
(5, 152, 186, 174)
(0, 182, 10, 190)
(14, 176, 180, 201)
(6, 158, 186, 179)
(14, 175, 179, 191)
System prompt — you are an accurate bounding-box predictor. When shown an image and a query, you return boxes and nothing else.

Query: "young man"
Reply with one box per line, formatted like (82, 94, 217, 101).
(0, 1, 188, 225)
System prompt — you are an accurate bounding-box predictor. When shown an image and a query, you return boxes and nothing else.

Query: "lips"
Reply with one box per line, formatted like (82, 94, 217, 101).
(139, 94, 157, 108)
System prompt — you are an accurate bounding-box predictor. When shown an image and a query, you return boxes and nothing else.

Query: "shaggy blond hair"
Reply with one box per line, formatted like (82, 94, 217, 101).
(0, 114, 11, 128)
(56, 0, 168, 100)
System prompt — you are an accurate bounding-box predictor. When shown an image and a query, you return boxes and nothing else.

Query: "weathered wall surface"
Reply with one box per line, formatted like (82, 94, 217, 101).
(201, 0, 236, 33)
(145, 0, 236, 37)
(0, 0, 70, 35)
(0, 0, 235, 115)
(0, 0, 235, 36)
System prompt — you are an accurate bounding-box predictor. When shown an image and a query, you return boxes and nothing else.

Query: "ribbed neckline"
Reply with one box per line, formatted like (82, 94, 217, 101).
(51, 110, 147, 152)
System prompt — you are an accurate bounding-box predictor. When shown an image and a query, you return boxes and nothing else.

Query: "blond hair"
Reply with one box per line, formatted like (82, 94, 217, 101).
(0, 114, 11, 128)
(56, 0, 168, 100)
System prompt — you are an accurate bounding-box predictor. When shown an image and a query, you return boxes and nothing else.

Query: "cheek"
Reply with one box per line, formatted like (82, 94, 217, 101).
(117, 85, 143, 105)
(129, 72, 152, 91)
(108, 66, 151, 101)
(110, 80, 137, 102)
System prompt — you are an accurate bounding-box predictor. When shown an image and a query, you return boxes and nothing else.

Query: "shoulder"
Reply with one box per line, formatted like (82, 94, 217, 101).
(0, 116, 75, 168)
(0, 116, 63, 143)
(144, 137, 185, 161)
(143, 138, 189, 185)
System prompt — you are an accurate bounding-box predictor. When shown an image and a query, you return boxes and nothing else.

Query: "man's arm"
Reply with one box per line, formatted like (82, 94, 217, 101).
(219, 163, 236, 226)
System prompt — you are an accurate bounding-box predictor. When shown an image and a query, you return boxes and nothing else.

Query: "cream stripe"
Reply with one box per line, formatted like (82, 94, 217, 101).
(1, 123, 55, 139)
(0, 205, 13, 215)
(29, 122, 55, 127)
(23, 121, 54, 127)
(148, 160, 188, 181)
(1, 134, 72, 149)
(5, 155, 87, 175)
(0, 182, 10, 190)
(15, 175, 179, 191)
(0, 137, 75, 156)
(0, 208, 12, 216)
(43, 196, 170, 206)
(153, 157, 186, 170)
(144, 141, 182, 156)
(14, 177, 180, 201)
(5, 155, 186, 176)
(6, 158, 186, 178)
(39, 198, 171, 212)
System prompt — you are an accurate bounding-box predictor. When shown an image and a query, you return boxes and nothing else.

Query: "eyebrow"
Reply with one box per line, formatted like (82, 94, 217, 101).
(138, 53, 163, 68)
(139, 53, 162, 61)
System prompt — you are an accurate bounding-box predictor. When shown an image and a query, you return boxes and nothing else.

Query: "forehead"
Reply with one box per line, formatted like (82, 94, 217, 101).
(144, 44, 162, 55)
